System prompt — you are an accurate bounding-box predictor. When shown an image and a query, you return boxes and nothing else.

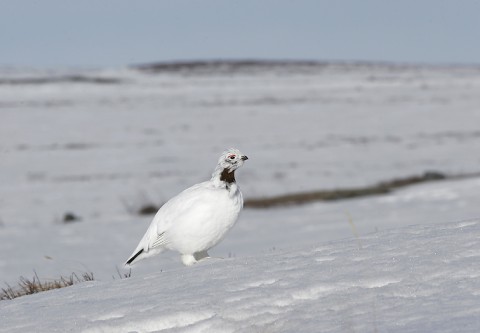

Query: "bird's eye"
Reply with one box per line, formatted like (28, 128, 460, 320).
(229, 155, 236, 160)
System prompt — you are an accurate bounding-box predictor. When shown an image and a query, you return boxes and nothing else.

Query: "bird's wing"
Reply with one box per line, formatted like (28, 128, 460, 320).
(143, 182, 217, 249)
(151, 231, 167, 248)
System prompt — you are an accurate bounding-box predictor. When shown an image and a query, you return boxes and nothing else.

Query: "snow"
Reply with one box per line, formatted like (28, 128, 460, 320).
(1, 62, 480, 331)
(1, 220, 480, 332)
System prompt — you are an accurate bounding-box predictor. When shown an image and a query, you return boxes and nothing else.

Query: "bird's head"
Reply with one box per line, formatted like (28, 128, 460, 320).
(218, 148, 248, 173)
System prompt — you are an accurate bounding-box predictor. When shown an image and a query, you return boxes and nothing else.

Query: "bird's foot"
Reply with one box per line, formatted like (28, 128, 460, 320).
(181, 254, 198, 266)
(181, 251, 213, 266)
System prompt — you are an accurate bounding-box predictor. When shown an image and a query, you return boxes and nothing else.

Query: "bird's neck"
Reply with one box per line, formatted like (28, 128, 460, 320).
(220, 168, 236, 183)
(211, 166, 236, 187)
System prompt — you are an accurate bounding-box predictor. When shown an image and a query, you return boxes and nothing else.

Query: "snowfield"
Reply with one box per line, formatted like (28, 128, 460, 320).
(1, 61, 480, 331)
(1, 220, 480, 333)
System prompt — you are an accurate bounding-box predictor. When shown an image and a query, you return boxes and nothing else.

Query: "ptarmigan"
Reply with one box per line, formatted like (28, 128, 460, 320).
(126, 148, 248, 266)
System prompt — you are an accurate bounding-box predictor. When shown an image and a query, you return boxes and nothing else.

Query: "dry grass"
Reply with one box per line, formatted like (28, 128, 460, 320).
(1, 271, 94, 301)
(113, 267, 132, 280)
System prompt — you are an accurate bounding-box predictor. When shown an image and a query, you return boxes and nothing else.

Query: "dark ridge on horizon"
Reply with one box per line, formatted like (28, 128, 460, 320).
(0, 75, 122, 86)
(134, 59, 480, 74)
(134, 59, 405, 74)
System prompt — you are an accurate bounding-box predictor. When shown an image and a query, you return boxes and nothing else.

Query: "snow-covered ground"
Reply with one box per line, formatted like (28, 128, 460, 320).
(2, 62, 480, 227)
(2, 220, 480, 332)
(1, 61, 480, 330)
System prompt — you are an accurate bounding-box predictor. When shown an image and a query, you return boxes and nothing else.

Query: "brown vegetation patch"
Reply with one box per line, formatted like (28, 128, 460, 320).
(244, 171, 454, 208)
(1, 272, 94, 301)
(134, 171, 480, 213)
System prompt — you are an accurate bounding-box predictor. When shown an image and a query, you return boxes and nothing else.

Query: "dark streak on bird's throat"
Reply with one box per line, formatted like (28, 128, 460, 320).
(220, 168, 236, 184)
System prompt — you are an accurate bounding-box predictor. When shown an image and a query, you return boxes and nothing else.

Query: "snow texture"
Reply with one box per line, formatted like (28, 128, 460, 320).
(1, 220, 480, 332)
(1, 62, 480, 331)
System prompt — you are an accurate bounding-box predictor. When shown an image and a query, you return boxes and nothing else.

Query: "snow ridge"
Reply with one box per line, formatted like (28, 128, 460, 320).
(1, 220, 480, 333)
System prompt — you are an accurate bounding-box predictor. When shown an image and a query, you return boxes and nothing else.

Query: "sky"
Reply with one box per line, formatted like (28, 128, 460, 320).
(1, 0, 480, 68)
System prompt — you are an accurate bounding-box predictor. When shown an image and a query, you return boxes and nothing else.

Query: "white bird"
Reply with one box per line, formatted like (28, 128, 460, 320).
(126, 148, 248, 266)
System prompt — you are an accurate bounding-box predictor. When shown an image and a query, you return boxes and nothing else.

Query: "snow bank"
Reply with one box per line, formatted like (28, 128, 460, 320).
(1, 62, 480, 332)
(1, 220, 480, 332)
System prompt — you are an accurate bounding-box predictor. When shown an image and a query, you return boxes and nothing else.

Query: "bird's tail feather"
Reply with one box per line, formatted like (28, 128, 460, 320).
(125, 249, 144, 266)
(125, 246, 165, 266)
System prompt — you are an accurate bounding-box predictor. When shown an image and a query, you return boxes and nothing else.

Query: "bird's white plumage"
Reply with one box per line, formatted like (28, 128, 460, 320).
(126, 148, 248, 266)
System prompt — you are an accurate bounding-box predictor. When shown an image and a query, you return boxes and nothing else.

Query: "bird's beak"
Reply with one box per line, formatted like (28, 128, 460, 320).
(241, 155, 249, 161)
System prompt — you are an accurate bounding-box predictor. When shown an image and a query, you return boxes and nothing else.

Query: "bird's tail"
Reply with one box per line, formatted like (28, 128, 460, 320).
(125, 246, 165, 266)
(125, 249, 144, 266)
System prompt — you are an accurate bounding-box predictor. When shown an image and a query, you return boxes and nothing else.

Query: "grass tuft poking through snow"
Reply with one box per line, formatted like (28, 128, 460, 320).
(1, 271, 94, 300)
(113, 267, 132, 280)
